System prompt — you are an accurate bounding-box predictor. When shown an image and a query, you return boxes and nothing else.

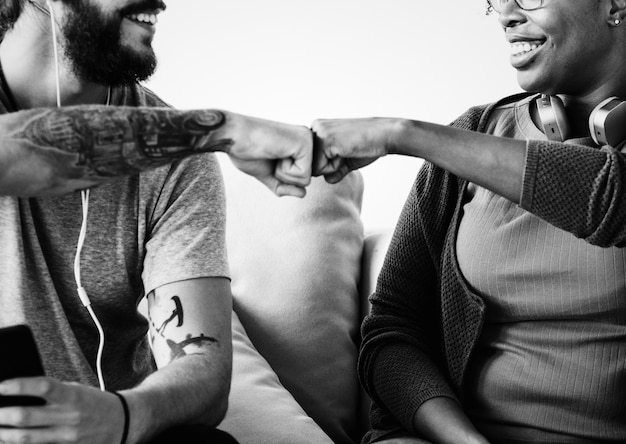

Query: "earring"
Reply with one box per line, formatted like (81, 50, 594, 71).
(614, 18, 622, 26)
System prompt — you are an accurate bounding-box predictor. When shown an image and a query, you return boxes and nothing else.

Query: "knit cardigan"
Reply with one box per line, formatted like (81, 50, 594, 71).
(358, 93, 626, 443)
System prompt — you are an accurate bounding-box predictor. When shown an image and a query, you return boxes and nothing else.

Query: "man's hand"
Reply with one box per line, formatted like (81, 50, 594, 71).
(225, 114, 313, 198)
(0, 377, 125, 444)
(0, 107, 313, 198)
(311, 117, 394, 184)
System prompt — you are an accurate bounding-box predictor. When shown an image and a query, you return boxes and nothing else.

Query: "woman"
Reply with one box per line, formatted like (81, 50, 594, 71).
(313, 0, 626, 443)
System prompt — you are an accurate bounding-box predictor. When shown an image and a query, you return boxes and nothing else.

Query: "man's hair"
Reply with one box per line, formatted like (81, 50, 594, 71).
(0, 0, 25, 36)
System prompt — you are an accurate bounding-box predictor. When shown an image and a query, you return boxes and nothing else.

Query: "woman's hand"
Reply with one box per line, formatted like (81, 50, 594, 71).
(311, 117, 398, 183)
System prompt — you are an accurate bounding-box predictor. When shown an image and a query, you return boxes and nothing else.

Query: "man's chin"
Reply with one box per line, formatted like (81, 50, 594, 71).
(71, 52, 157, 86)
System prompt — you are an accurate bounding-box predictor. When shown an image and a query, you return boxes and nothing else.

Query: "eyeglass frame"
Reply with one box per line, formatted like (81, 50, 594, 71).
(486, 0, 544, 14)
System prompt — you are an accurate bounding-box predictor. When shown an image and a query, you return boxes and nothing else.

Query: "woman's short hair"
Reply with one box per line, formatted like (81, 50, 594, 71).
(0, 0, 26, 36)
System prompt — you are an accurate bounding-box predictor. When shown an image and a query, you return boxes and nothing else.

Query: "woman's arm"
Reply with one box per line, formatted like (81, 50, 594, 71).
(412, 397, 489, 444)
(312, 117, 524, 203)
(0, 106, 312, 197)
(392, 120, 525, 204)
(312, 116, 626, 246)
(359, 162, 465, 440)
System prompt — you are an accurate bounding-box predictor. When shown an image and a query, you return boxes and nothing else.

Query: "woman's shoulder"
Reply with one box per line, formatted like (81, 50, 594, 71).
(451, 92, 536, 132)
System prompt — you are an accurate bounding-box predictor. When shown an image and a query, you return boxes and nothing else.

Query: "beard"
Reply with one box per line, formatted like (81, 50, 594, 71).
(61, 0, 163, 86)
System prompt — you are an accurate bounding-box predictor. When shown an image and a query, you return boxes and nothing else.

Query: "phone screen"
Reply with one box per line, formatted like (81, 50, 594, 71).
(0, 324, 46, 407)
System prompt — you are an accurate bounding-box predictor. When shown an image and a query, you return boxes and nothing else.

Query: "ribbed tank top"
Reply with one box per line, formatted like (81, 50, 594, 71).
(456, 96, 626, 442)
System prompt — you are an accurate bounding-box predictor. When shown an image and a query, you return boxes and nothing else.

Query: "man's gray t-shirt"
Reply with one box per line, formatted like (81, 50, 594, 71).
(0, 83, 229, 390)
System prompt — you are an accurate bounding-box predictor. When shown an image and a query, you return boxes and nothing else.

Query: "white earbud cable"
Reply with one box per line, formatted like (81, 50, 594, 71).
(73, 189, 106, 392)
(45, 0, 106, 392)
(45, 0, 61, 109)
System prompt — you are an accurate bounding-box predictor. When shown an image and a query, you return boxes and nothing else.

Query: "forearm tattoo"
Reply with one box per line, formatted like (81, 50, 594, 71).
(17, 106, 234, 178)
(149, 295, 219, 362)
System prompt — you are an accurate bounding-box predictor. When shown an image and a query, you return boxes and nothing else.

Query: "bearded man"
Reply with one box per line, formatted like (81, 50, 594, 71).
(0, 1, 312, 443)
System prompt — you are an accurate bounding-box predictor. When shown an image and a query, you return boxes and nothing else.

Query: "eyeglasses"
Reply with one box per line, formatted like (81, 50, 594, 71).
(486, 0, 544, 13)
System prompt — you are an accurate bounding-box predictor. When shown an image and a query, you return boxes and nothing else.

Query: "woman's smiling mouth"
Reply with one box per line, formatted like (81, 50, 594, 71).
(509, 39, 545, 68)
(511, 41, 543, 56)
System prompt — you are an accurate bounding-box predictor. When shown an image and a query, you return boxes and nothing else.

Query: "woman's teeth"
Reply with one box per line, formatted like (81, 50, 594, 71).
(511, 41, 541, 56)
(127, 13, 158, 25)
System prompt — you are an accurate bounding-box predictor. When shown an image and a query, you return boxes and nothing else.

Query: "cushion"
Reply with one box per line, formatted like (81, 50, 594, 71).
(220, 157, 364, 444)
(220, 310, 333, 444)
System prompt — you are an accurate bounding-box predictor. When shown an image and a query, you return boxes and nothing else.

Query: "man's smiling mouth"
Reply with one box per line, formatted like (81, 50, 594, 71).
(126, 13, 159, 26)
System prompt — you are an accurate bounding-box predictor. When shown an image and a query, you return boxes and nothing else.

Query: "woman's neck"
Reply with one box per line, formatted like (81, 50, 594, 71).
(529, 90, 626, 140)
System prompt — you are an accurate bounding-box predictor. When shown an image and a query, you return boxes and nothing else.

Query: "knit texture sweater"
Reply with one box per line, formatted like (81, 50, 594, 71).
(358, 93, 626, 443)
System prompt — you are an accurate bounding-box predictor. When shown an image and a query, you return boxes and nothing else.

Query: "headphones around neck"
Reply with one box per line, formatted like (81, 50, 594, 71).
(536, 94, 626, 147)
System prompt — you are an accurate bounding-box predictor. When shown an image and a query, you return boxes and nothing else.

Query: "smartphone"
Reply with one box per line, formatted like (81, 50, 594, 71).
(0, 324, 46, 407)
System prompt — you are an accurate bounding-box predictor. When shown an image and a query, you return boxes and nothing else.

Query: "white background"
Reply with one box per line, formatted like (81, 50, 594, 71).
(147, 0, 521, 231)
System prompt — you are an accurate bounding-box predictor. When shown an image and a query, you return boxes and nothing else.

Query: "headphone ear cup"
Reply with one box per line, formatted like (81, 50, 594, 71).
(536, 94, 570, 141)
(589, 97, 626, 147)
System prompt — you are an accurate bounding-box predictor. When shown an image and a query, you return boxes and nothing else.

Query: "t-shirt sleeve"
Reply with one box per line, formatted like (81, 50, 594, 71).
(141, 152, 229, 295)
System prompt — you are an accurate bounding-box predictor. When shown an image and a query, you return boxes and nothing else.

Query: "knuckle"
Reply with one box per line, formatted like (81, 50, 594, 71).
(66, 409, 81, 427)
(12, 408, 32, 427)
(4, 430, 34, 444)
(312, 121, 326, 133)
(17, 435, 33, 444)
(5, 378, 25, 393)
(60, 426, 79, 443)
(35, 378, 53, 396)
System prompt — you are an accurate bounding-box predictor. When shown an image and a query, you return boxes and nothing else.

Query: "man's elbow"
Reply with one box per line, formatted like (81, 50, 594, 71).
(196, 367, 231, 427)
(207, 385, 230, 426)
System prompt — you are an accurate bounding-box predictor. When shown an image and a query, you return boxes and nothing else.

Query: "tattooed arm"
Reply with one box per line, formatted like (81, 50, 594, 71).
(129, 278, 232, 442)
(0, 106, 312, 197)
(0, 279, 232, 444)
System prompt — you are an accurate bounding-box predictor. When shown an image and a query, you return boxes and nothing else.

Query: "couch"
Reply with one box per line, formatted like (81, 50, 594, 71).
(217, 157, 393, 444)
